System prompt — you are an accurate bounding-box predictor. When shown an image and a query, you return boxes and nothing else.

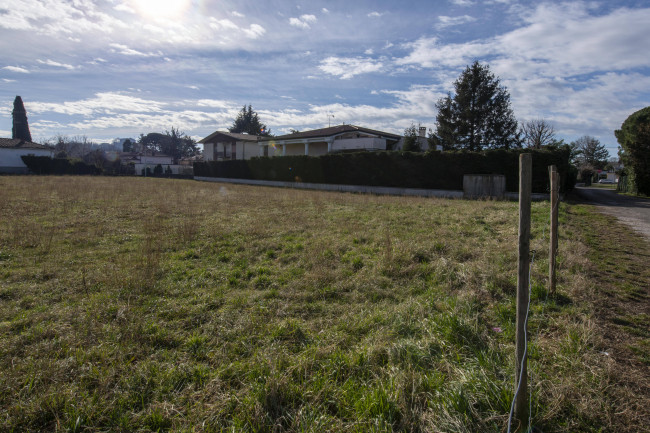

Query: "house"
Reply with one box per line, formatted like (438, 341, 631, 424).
(393, 126, 436, 151)
(117, 151, 192, 176)
(261, 125, 402, 157)
(199, 131, 263, 161)
(0, 138, 54, 174)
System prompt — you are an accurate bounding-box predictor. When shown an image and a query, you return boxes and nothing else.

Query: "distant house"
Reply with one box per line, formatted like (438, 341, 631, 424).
(118, 151, 192, 176)
(199, 131, 263, 161)
(262, 125, 402, 157)
(0, 138, 54, 174)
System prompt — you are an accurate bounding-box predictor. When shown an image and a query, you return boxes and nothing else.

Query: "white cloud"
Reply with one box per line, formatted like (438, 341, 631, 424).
(2, 66, 30, 73)
(208, 17, 266, 40)
(209, 18, 239, 31)
(450, 0, 474, 6)
(29, 92, 167, 117)
(109, 43, 159, 57)
(319, 56, 384, 79)
(242, 24, 266, 39)
(3, 79, 17, 83)
(322, 8, 329, 14)
(231, 11, 245, 18)
(396, 37, 488, 68)
(436, 15, 477, 29)
(368, 11, 384, 18)
(290, 14, 317, 29)
(114, 3, 135, 14)
(37, 59, 75, 70)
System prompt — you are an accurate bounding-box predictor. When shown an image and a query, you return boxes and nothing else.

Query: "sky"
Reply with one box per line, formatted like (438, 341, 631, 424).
(1, 0, 649, 157)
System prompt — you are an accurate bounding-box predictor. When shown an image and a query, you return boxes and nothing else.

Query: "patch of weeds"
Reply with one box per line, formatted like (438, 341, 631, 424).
(254, 274, 273, 290)
(271, 319, 310, 350)
(186, 334, 209, 360)
(143, 406, 172, 432)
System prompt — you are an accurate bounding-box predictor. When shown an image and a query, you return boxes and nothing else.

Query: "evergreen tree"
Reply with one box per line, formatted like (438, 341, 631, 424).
(432, 62, 519, 151)
(12, 96, 32, 142)
(402, 124, 422, 152)
(616, 106, 650, 195)
(571, 136, 609, 169)
(229, 105, 270, 136)
(122, 139, 134, 152)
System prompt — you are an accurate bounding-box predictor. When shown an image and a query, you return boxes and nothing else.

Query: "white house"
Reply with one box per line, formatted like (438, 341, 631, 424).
(0, 138, 54, 174)
(261, 125, 402, 157)
(199, 131, 263, 161)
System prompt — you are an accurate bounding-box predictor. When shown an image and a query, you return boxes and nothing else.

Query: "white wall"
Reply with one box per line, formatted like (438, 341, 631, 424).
(135, 163, 192, 175)
(203, 142, 215, 161)
(0, 148, 54, 173)
(140, 155, 173, 164)
(333, 137, 386, 151)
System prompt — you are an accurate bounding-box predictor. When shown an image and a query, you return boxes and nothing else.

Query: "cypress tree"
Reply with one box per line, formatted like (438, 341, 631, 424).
(12, 96, 32, 142)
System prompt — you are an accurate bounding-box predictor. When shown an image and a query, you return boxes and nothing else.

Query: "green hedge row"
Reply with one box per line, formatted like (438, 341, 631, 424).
(194, 148, 575, 193)
(21, 156, 101, 175)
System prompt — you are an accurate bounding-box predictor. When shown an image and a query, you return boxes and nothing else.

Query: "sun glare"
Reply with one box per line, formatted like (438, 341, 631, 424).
(131, 0, 191, 19)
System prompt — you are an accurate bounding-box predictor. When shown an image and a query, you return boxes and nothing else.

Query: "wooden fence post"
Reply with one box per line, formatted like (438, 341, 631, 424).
(549, 165, 559, 295)
(515, 153, 531, 431)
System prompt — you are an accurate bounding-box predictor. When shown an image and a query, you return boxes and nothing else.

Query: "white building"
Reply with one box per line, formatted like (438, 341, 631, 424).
(0, 138, 54, 174)
(199, 125, 406, 161)
(199, 131, 263, 161)
(261, 125, 402, 157)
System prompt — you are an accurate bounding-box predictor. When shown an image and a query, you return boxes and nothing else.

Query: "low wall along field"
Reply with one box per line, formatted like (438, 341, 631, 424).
(0, 176, 643, 432)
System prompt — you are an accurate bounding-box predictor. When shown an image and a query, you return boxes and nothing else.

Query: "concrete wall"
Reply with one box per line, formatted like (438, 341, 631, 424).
(0, 148, 54, 173)
(195, 176, 552, 201)
(463, 174, 506, 198)
(135, 163, 192, 175)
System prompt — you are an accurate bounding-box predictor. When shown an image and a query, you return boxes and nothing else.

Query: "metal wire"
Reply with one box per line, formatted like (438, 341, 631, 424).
(507, 197, 559, 433)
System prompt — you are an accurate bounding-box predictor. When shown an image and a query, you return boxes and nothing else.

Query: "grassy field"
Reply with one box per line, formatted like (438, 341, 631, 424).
(0, 176, 647, 432)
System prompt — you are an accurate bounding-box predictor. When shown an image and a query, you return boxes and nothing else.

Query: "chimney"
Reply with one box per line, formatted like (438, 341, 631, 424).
(418, 126, 426, 138)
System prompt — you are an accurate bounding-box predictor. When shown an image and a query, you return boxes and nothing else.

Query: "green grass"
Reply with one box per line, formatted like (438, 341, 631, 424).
(0, 176, 647, 432)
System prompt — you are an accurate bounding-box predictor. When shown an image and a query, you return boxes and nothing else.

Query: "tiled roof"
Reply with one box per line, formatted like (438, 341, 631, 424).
(0, 138, 52, 150)
(199, 131, 263, 144)
(272, 125, 401, 141)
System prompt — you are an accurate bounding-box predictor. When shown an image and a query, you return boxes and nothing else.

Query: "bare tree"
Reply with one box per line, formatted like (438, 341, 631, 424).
(48, 135, 93, 158)
(520, 119, 556, 149)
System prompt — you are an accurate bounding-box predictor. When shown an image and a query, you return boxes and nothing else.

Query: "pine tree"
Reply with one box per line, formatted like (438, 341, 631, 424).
(432, 62, 519, 151)
(12, 96, 32, 142)
(229, 105, 270, 136)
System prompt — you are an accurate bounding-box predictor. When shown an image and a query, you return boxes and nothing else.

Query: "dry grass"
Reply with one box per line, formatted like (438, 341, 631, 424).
(0, 176, 646, 432)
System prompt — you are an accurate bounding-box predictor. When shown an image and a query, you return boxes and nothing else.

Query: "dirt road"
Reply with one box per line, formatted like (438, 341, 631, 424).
(574, 186, 650, 241)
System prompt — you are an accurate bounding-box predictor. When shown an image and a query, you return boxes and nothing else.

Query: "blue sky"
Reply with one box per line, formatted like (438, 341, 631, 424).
(1, 0, 649, 156)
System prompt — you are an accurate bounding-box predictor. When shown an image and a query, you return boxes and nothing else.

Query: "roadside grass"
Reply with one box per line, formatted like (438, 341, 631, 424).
(0, 176, 646, 432)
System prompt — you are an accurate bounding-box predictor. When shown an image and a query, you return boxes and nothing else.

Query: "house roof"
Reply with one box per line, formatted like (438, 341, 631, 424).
(0, 138, 52, 150)
(199, 131, 262, 144)
(272, 125, 402, 141)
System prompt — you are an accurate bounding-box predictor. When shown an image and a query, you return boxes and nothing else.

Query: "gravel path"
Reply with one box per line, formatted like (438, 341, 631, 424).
(574, 186, 650, 241)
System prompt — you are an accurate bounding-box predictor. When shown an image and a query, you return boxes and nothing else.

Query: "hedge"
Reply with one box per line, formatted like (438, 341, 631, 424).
(21, 156, 102, 175)
(195, 148, 574, 193)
